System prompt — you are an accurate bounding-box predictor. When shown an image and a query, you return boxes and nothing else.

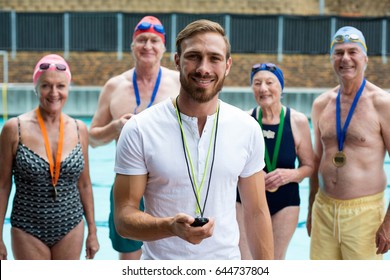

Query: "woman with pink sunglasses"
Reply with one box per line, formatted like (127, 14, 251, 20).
(0, 54, 99, 260)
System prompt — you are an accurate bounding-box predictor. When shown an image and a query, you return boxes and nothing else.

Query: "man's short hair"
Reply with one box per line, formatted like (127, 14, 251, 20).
(175, 19, 231, 59)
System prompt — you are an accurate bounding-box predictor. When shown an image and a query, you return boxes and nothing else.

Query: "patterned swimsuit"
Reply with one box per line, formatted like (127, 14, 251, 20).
(10, 118, 85, 247)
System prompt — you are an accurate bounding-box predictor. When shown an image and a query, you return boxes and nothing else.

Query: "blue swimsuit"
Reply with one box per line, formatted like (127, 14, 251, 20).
(11, 118, 85, 247)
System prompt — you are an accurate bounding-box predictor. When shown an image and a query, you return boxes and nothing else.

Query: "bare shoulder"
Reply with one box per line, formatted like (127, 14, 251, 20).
(10, 111, 36, 129)
(289, 107, 309, 126)
(102, 69, 134, 94)
(66, 116, 87, 135)
(0, 114, 29, 150)
(66, 116, 89, 144)
(161, 67, 180, 82)
(289, 108, 311, 144)
(73, 117, 88, 131)
(367, 81, 390, 108)
(1, 117, 18, 138)
(76, 119, 89, 143)
(161, 67, 180, 97)
(161, 66, 179, 76)
(109, 69, 133, 83)
(313, 87, 337, 107)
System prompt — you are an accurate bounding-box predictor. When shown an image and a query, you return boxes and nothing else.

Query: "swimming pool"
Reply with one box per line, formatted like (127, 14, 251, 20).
(1, 117, 389, 260)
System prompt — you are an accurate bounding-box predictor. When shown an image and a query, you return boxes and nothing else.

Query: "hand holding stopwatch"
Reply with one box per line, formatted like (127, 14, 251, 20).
(191, 217, 209, 227)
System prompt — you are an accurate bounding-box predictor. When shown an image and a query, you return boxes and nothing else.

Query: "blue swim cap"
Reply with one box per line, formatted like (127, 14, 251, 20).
(250, 63, 284, 90)
(330, 26, 367, 55)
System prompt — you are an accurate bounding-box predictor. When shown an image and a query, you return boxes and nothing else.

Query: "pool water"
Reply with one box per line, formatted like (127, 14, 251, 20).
(1, 117, 389, 260)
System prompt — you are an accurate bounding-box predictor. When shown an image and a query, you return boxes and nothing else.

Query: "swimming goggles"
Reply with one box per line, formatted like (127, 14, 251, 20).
(250, 62, 284, 89)
(251, 63, 277, 74)
(39, 63, 67, 71)
(135, 22, 165, 35)
(330, 34, 367, 51)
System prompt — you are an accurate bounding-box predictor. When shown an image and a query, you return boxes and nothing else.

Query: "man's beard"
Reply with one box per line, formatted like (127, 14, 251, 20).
(179, 72, 225, 103)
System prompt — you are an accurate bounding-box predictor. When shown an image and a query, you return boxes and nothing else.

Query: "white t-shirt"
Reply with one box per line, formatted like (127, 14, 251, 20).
(115, 98, 265, 260)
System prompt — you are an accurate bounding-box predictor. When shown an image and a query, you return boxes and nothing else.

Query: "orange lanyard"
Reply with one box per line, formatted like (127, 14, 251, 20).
(36, 108, 64, 190)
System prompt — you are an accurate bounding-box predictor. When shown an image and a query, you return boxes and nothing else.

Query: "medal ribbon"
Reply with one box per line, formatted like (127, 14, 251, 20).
(133, 67, 162, 114)
(336, 79, 366, 151)
(175, 97, 219, 216)
(36, 108, 64, 188)
(258, 107, 285, 172)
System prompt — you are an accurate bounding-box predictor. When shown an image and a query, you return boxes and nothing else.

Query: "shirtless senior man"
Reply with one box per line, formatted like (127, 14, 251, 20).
(307, 26, 390, 260)
(88, 16, 180, 260)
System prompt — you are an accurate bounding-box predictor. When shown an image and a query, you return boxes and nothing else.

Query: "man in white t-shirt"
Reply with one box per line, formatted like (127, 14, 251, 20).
(113, 19, 274, 260)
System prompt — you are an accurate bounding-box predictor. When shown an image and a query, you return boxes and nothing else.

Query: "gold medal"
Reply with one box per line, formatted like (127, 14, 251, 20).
(267, 187, 279, 192)
(333, 151, 346, 167)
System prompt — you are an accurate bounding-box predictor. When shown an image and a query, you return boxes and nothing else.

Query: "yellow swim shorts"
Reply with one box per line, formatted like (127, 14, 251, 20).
(310, 189, 385, 260)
